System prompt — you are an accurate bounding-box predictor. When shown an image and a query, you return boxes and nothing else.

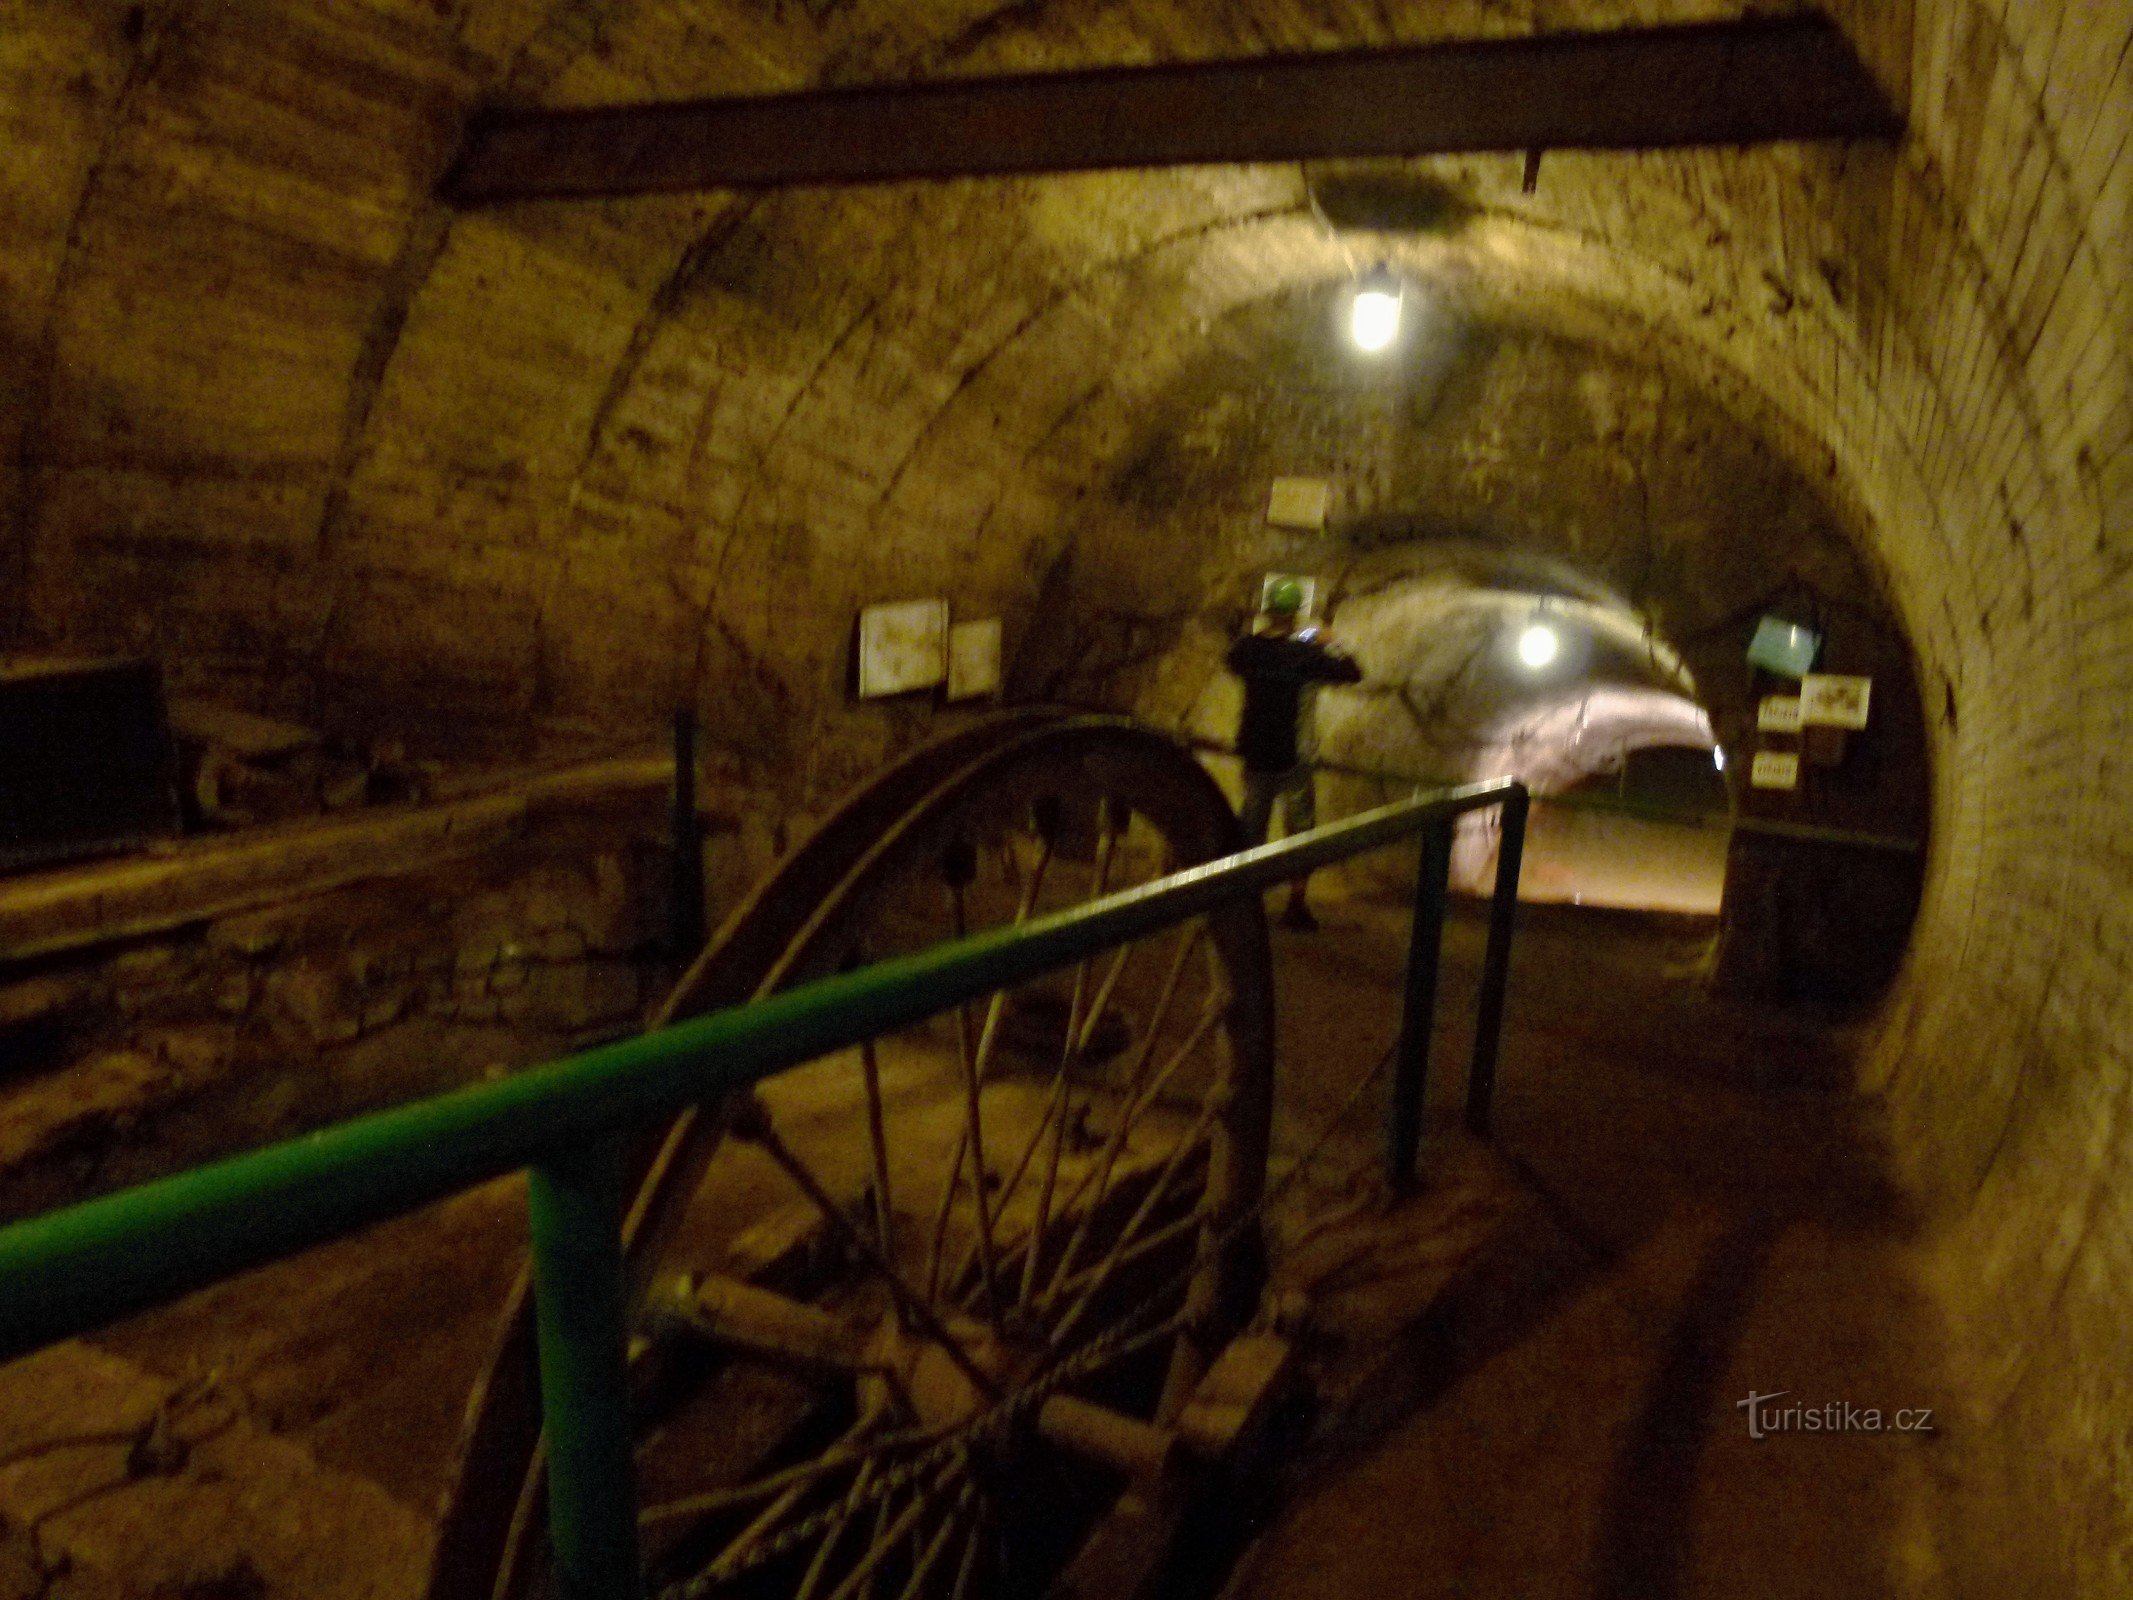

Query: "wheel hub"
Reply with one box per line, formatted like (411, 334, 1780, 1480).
(863, 1313, 1035, 1432)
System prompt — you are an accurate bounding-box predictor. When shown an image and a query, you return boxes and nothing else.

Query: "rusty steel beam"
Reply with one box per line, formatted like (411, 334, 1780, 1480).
(446, 14, 1901, 205)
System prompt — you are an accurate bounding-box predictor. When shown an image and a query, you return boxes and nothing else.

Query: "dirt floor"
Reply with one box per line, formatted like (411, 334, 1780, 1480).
(0, 861, 1946, 1600)
(1234, 889, 1954, 1600)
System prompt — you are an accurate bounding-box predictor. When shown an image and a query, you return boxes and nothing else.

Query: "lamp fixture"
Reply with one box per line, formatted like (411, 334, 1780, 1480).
(1516, 619, 1560, 669)
(1349, 263, 1402, 352)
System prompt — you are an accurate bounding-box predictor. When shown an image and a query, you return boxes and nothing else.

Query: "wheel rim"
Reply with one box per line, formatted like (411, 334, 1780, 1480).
(431, 717, 1272, 1600)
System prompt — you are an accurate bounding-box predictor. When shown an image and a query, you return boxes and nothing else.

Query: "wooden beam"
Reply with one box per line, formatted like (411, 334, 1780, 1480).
(0, 755, 671, 965)
(446, 15, 1901, 205)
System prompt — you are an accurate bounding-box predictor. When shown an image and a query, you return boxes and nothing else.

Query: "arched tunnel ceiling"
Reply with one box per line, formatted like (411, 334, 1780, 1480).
(6, 0, 1923, 781)
(2, 3, 2131, 1585)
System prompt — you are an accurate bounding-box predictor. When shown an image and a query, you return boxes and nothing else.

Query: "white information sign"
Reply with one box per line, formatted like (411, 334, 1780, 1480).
(1266, 477, 1331, 530)
(1757, 695, 1803, 733)
(1750, 750, 1801, 791)
(856, 598, 948, 698)
(1799, 673, 1872, 729)
(946, 618, 1003, 701)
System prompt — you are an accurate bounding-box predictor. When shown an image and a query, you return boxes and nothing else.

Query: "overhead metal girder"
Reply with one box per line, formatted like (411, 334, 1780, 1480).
(445, 14, 1901, 205)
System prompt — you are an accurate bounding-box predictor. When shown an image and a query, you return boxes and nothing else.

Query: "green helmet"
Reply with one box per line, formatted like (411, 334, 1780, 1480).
(1265, 577, 1305, 616)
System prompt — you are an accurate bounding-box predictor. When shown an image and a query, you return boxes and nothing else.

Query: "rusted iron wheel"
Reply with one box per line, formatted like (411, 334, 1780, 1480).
(428, 715, 1274, 1600)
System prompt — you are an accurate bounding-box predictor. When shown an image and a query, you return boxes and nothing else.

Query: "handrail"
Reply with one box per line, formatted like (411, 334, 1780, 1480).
(1187, 734, 1923, 855)
(0, 775, 1528, 1600)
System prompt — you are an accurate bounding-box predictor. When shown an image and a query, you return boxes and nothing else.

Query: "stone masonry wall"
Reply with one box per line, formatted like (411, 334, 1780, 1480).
(0, 797, 672, 1223)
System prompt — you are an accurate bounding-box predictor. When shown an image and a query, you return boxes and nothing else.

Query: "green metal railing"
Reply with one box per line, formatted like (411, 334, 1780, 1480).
(0, 778, 1528, 1600)
(1192, 736, 1924, 855)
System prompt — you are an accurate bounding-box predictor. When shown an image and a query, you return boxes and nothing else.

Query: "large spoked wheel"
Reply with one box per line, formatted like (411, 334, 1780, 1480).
(428, 716, 1274, 1600)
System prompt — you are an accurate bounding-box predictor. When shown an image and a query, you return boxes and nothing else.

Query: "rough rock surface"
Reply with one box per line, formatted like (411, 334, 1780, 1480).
(0, 782, 675, 1222)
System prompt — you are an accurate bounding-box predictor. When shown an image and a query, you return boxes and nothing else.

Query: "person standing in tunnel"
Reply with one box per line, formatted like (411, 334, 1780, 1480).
(1227, 577, 1362, 930)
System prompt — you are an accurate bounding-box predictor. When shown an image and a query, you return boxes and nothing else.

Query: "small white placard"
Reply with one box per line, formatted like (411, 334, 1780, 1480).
(1258, 573, 1318, 619)
(856, 598, 948, 698)
(1757, 695, 1803, 733)
(946, 618, 1003, 701)
(1750, 750, 1801, 791)
(1267, 477, 1331, 530)
(1799, 673, 1872, 730)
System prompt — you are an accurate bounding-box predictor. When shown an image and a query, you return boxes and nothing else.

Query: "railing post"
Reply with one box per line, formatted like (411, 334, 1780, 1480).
(528, 1139, 644, 1600)
(1466, 786, 1528, 1137)
(1385, 817, 1453, 1191)
(671, 709, 705, 959)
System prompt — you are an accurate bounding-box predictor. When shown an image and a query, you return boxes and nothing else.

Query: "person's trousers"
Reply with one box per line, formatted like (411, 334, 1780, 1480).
(1239, 763, 1317, 847)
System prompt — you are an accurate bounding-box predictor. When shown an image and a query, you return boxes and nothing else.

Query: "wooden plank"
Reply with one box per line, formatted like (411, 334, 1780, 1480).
(1037, 1394, 1181, 1480)
(0, 756, 671, 964)
(448, 16, 1902, 204)
(1176, 1332, 1296, 1464)
(665, 1273, 875, 1373)
(1046, 1331, 1296, 1600)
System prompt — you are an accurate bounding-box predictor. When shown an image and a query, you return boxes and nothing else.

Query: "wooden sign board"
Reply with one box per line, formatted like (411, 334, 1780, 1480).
(1750, 750, 1801, 791)
(1799, 673, 1871, 729)
(1757, 694, 1803, 733)
(1266, 477, 1331, 530)
(946, 618, 1003, 701)
(856, 598, 948, 698)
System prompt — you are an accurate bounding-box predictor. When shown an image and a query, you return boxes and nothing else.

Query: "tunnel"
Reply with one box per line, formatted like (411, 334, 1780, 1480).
(0, 3, 2126, 1598)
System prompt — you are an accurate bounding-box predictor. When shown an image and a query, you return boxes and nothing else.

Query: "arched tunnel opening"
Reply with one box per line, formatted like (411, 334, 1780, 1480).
(1063, 280, 1935, 1002)
(0, 6, 2125, 1600)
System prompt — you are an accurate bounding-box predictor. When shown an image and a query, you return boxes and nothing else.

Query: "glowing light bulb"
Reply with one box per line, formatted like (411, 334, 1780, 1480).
(1350, 266, 1402, 352)
(1517, 622, 1559, 669)
(1713, 746, 1727, 771)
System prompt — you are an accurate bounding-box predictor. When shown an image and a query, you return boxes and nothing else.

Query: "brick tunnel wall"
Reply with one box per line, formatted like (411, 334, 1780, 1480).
(0, 1, 2127, 1587)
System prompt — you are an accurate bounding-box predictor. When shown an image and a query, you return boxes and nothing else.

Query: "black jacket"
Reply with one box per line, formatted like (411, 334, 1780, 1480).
(1225, 630, 1361, 772)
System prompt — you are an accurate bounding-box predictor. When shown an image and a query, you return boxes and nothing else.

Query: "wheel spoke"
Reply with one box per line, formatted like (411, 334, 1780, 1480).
(1076, 942, 1134, 1054)
(946, 1511, 982, 1600)
(698, 1467, 814, 1581)
(1042, 926, 1210, 1298)
(1019, 811, 1119, 1306)
(890, 1485, 977, 1600)
(922, 841, 1052, 1301)
(1045, 1088, 1224, 1350)
(968, 836, 1051, 1082)
(638, 1414, 932, 1530)
(671, 1406, 879, 1580)
(821, 1458, 966, 1600)
(966, 1000, 1214, 1313)
(946, 920, 1006, 1323)
(964, 921, 1194, 1305)
(859, 1480, 898, 1600)
(1015, 1008, 1081, 1308)
(795, 1456, 879, 1600)
(745, 1108, 1002, 1401)
(860, 1038, 895, 1257)
(1042, 1207, 1202, 1310)
(1065, 999, 1219, 1220)
(920, 1154, 965, 1308)
(950, 1059, 1075, 1306)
